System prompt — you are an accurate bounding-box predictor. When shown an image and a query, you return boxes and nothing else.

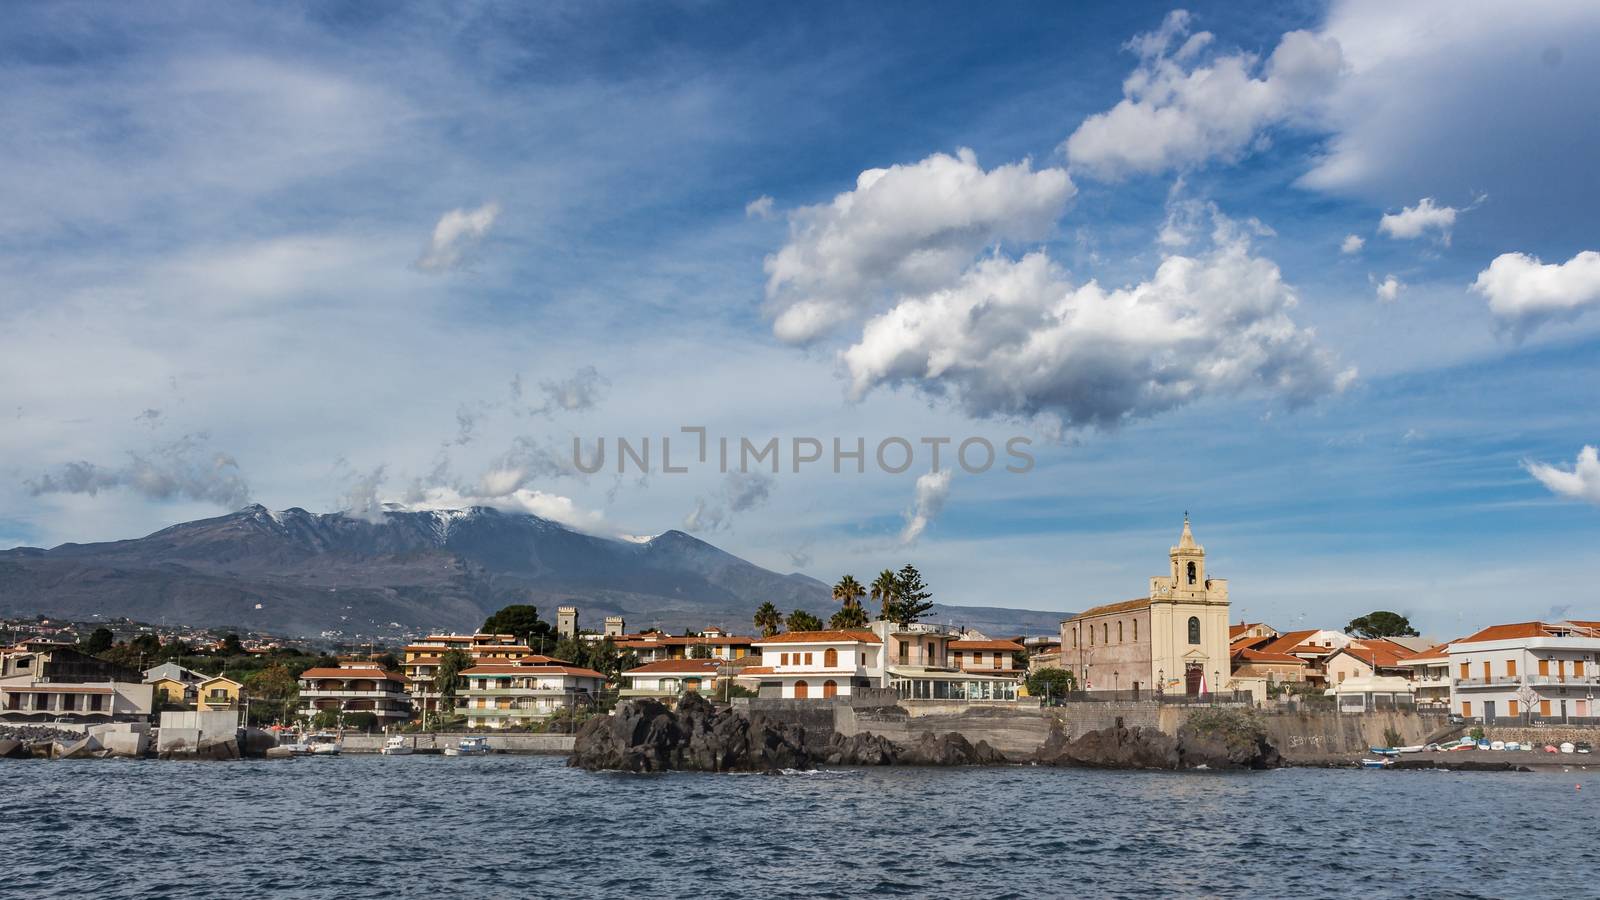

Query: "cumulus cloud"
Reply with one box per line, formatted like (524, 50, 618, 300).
(338, 464, 389, 522)
(399, 484, 609, 533)
(745, 195, 775, 219)
(26, 434, 251, 508)
(682, 470, 775, 533)
(1341, 234, 1365, 254)
(1470, 250, 1600, 335)
(1378, 197, 1467, 243)
(1063, 10, 1344, 179)
(900, 469, 952, 545)
(764, 148, 1075, 344)
(840, 213, 1354, 428)
(1374, 274, 1402, 302)
(415, 201, 500, 272)
(1525, 446, 1600, 506)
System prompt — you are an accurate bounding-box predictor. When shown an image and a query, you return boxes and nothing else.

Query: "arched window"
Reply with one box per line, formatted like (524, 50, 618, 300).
(1103, 623, 1109, 643)
(793, 680, 809, 699)
(822, 680, 838, 698)
(1133, 620, 1138, 641)
(1187, 616, 1201, 645)
(1089, 626, 1095, 646)
(1187, 561, 1197, 585)
(823, 648, 838, 668)
(1117, 621, 1124, 642)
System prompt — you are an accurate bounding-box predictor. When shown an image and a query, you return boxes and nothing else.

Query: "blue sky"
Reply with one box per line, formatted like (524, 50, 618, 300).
(3, 0, 1599, 637)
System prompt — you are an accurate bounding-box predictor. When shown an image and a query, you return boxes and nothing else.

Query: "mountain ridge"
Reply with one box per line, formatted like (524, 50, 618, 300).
(0, 504, 1069, 639)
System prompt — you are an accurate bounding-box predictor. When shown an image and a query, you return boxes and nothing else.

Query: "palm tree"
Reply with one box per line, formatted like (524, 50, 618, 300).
(833, 575, 865, 613)
(787, 609, 824, 632)
(753, 601, 783, 638)
(870, 569, 898, 621)
(829, 604, 868, 629)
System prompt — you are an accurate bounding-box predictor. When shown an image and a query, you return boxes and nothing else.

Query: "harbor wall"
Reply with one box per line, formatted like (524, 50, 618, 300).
(1482, 724, 1600, 746)
(339, 732, 575, 754)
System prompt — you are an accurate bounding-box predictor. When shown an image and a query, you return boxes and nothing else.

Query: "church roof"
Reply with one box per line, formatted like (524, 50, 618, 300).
(1067, 597, 1151, 620)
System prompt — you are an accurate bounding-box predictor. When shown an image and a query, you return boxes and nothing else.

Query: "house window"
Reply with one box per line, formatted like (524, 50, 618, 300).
(1577, 660, 1586, 677)
(822, 680, 838, 699)
(804, 652, 813, 665)
(1507, 659, 1516, 677)
(1462, 701, 1471, 716)
(974, 651, 984, 665)
(1187, 617, 1200, 645)
(781, 653, 789, 665)
(824, 648, 838, 667)
(89, 695, 103, 711)
(1459, 662, 1470, 680)
(1102, 624, 1108, 643)
(1538, 659, 1549, 676)
(1508, 699, 1519, 716)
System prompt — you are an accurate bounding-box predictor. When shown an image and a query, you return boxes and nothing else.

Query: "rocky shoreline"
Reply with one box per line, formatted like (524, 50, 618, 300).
(569, 698, 1281, 773)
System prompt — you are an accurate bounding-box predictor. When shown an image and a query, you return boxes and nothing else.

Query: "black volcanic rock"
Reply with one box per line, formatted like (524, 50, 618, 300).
(0, 504, 1069, 636)
(568, 694, 810, 772)
(1036, 712, 1281, 771)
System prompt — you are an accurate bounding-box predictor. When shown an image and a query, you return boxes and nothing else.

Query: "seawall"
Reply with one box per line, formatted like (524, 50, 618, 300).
(340, 732, 575, 754)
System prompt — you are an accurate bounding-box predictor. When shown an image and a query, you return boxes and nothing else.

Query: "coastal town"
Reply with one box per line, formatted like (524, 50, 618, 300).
(2, 518, 1596, 764)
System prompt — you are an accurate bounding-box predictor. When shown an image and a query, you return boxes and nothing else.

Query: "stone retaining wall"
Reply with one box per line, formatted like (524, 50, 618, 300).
(340, 732, 575, 754)
(1483, 725, 1600, 746)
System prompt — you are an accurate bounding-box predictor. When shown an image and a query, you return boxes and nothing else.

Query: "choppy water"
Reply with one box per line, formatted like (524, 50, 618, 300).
(3, 756, 1598, 899)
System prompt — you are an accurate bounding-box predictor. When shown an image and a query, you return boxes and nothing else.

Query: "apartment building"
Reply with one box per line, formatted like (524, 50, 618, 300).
(401, 633, 531, 713)
(457, 659, 606, 728)
(297, 660, 412, 725)
(619, 658, 725, 704)
(0, 644, 154, 724)
(1449, 622, 1600, 722)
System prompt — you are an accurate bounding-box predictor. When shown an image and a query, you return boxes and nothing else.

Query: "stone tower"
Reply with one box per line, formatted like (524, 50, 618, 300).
(557, 606, 578, 639)
(603, 615, 624, 638)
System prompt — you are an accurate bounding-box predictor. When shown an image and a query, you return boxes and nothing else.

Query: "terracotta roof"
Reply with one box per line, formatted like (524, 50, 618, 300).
(1258, 630, 1326, 655)
(1458, 621, 1599, 644)
(1233, 648, 1307, 666)
(623, 659, 723, 675)
(754, 630, 882, 644)
(1400, 642, 1453, 664)
(1068, 598, 1151, 620)
(197, 675, 243, 687)
(949, 640, 1025, 651)
(736, 666, 774, 676)
(461, 664, 605, 679)
(1331, 640, 1416, 668)
(298, 667, 406, 682)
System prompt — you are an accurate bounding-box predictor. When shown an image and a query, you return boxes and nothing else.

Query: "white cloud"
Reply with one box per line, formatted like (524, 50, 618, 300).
(415, 201, 500, 272)
(840, 214, 1355, 429)
(745, 195, 775, 219)
(1341, 234, 1365, 254)
(682, 470, 775, 533)
(900, 469, 952, 545)
(400, 485, 609, 533)
(1063, 11, 1343, 179)
(764, 148, 1074, 343)
(1377, 197, 1461, 243)
(1374, 274, 1402, 302)
(1525, 446, 1600, 506)
(1470, 250, 1600, 334)
(1299, 1, 1600, 241)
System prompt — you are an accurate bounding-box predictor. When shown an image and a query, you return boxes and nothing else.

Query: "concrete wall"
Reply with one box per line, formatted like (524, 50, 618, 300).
(1483, 724, 1600, 746)
(1250, 709, 1440, 757)
(339, 732, 574, 754)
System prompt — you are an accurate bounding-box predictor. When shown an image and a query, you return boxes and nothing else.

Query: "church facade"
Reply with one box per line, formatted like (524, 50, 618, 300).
(1060, 518, 1232, 696)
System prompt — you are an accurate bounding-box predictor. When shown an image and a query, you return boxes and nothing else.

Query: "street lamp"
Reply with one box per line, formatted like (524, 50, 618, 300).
(1213, 669, 1220, 706)
(1157, 669, 1164, 699)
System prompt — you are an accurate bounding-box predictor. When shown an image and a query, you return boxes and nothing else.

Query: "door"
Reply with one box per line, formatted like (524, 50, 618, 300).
(1185, 663, 1203, 697)
(822, 680, 837, 699)
(1483, 700, 1496, 721)
(793, 680, 808, 700)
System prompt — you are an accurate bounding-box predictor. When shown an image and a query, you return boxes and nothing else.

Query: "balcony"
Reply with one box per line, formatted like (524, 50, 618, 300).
(200, 696, 237, 707)
(298, 689, 408, 699)
(1453, 677, 1520, 689)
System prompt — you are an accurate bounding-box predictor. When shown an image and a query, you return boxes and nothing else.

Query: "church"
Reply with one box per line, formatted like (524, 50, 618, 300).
(1059, 517, 1232, 696)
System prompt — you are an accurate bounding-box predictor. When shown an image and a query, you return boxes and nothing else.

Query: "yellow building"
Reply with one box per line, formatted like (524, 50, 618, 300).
(149, 677, 193, 708)
(196, 675, 243, 710)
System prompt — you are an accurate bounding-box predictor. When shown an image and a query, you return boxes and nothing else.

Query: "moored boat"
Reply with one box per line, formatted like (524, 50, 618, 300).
(307, 732, 342, 755)
(444, 736, 491, 756)
(381, 735, 414, 756)
(1359, 757, 1392, 769)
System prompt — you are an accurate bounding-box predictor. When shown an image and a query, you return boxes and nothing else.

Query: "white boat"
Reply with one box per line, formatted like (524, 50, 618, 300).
(307, 732, 343, 755)
(1561, 742, 1576, 754)
(380, 735, 414, 756)
(278, 736, 312, 755)
(444, 736, 491, 756)
(1359, 758, 1392, 769)
(1395, 745, 1426, 754)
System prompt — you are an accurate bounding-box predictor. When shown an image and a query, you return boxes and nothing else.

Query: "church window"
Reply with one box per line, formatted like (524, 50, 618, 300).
(1103, 623, 1109, 643)
(1186, 561, 1197, 585)
(1133, 620, 1138, 641)
(1187, 617, 1200, 645)
(1117, 622, 1123, 642)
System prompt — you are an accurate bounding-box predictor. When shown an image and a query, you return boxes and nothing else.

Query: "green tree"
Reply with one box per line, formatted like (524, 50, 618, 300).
(885, 564, 934, 626)
(373, 652, 400, 671)
(833, 574, 865, 611)
(586, 637, 631, 683)
(551, 636, 589, 668)
(753, 602, 783, 637)
(870, 569, 898, 620)
(786, 609, 824, 632)
(344, 711, 379, 732)
(1344, 611, 1420, 639)
(829, 604, 869, 629)
(482, 604, 555, 648)
(1026, 667, 1076, 700)
(82, 627, 114, 655)
(244, 664, 299, 723)
(434, 648, 472, 713)
(219, 633, 245, 655)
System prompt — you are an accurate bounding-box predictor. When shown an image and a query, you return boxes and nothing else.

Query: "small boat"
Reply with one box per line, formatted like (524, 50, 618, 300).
(380, 735, 414, 756)
(1369, 747, 1400, 757)
(1359, 758, 1392, 769)
(1477, 740, 1491, 749)
(278, 736, 312, 755)
(1395, 745, 1426, 754)
(1504, 741, 1521, 751)
(1561, 742, 1577, 754)
(1490, 741, 1506, 751)
(444, 736, 491, 757)
(307, 732, 342, 755)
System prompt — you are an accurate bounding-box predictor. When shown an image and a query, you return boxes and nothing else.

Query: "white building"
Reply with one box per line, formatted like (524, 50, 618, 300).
(458, 661, 606, 728)
(297, 660, 413, 726)
(1449, 621, 1600, 722)
(620, 658, 724, 703)
(744, 623, 1021, 702)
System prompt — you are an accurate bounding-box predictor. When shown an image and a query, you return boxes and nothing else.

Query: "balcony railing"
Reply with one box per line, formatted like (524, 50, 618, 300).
(298, 689, 408, 698)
